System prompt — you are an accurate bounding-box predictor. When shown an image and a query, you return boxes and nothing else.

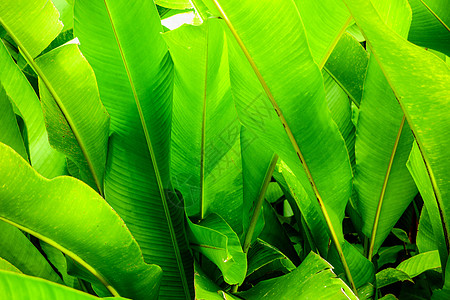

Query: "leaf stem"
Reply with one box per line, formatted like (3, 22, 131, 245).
(212, 0, 357, 293)
(368, 115, 405, 260)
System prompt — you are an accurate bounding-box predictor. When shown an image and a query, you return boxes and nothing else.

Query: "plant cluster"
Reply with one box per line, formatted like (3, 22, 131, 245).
(0, 0, 449, 299)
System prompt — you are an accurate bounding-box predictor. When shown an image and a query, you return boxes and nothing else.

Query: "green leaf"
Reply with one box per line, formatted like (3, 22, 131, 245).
(259, 200, 301, 265)
(265, 183, 283, 204)
(36, 43, 110, 192)
(238, 252, 357, 299)
(408, 142, 448, 270)
(380, 294, 399, 300)
(0, 258, 21, 273)
(324, 32, 369, 106)
(240, 127, 276, 251)
(294, 0, 351, 68)
(417, 206, 439, 253)
(2, 2, 110, 194)
(327, 241, 375, 288)
(377, 245, 405, 268)
(392, 228, 412, 244)
(376, 268, 413, 288)
(163, 19, 238, 220)
(354, 0, 417, 256)
(0, 270, 129, 300)
(0, 40, 66, 178)
(397, 250, 441, 278)
(39, 241, 79, 288)
(53, 0, 73, 31)
(279, 162, 374, 288)
(277, 162, 329, 254)
(156, 0, 193, 10)
(188, 213, 247, 285)
(0, 221, 62, 284)
(0, 84, 28, 160)
(74, 1, 193, 298)
(408, 0, 450, 56)
(0, 0, 62, 58)
(344, 0, 450, 269)
(246, 239, 295, 281)
(194, 261, 240, 300)
(323, 70, 355, 168)
(209, 0, 355, 290)
(198, 135, 244, 234)
(0, 142, 162, 300)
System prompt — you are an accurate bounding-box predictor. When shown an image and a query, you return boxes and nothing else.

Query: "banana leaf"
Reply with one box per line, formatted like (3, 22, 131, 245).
(324, 32, 369, 106)
(0, 258, 21, 273)
(344, 0, 450, 270)
(397, 250, 441, 278)
(36, 43, 110, 192)
(0, 221, 62, 284)
(293, 0, 351, 68)
(74, 0, 193, 297)
(238, 252, 358, 299)
(0, 142, 162, 300)
(202, 0, 355, 288)
(353, 0, 417, 257)
(0, 40, 66, 178)
(1, 0, 110, 193)
(408, 0, 450, 56)
(163, 18, 239, 220)
(0, 84, 27, 160)
(0, 270, 129, 300)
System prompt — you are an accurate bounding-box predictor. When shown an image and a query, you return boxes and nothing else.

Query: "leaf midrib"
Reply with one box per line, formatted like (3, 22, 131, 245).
(102, 1, 190, 298)
(318, 16, 353, 69)
(419, 0, 450, 32)
(212, 0, 356, 292)
(0, 217, 119, 297)
(0, 18, 103, 195)
(344, 0, 450, 253)
(200, 24, 209, 220)
(367, 115, 406, 260)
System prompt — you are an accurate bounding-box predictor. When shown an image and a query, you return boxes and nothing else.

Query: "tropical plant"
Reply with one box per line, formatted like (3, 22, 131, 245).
(0, 0, 449, 299)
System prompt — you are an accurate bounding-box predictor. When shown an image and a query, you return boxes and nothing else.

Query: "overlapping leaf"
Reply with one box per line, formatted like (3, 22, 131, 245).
(202, 0, 354, 287)
(238, 252, 358, 299)
(0, 84, 27, 160)
(36, 43, 110, 192)
(1, 0, 110, 193)
(0, 222, 62, 284)
(408, 0, 450, 56)
(188, 214, 247, 285)
(240, 127, 275, 248)
(0, 40, 66, 178)
(163, 19, 238, 220)
(408, 143, 448, 270)
(0, 142, 162, 299)
(344, 0, 450, 267)
(294, 0, 351, 68)
(324, 32, 369, 106)
(0, 270, 130, 300)
(74, 0, 193, 297)
(353, 0, 417, 257)
(0, 0, 62, 58)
